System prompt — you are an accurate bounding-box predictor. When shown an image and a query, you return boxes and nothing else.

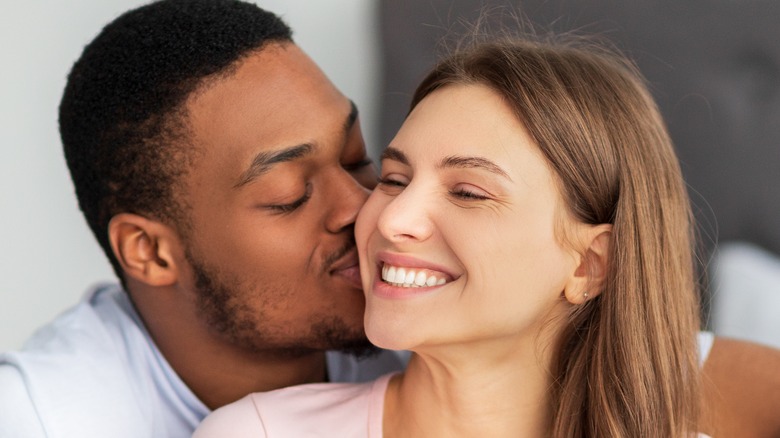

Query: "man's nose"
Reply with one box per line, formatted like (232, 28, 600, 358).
(324, 170, 372, 233)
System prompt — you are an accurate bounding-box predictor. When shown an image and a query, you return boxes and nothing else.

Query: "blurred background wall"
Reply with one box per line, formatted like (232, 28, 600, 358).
(2, 0, 779, 351)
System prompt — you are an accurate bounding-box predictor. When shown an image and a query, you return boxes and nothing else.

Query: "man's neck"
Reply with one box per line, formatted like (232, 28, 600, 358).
(170, 344, 328, 410)
(129, 285, 329, 410)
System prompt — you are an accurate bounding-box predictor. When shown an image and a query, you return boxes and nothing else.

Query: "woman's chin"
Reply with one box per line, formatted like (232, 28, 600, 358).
(365, 320, 418, 352)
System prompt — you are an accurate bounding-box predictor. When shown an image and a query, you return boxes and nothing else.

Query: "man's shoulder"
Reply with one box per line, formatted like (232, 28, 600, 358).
(1, 284, 130, 373)
(0, 364, 46, 437)
(0, 284, 154, 437)
(0, 355, 150, 437)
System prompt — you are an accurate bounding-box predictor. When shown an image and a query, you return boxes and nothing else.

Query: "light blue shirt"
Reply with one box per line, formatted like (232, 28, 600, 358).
(0, 284, 407, 438)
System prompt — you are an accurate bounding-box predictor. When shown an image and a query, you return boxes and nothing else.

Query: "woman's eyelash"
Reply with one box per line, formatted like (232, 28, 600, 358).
(377, 177, 406, 187)
(379, 176, 488, 201)
(450, 188, 489, 200)
(268, 183, 312, 213)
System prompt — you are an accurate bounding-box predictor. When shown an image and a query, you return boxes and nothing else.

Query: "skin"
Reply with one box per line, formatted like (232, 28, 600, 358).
(356, 84, 610, 437)
(109, 42, 377, 409)
(700, 337, 780, 437)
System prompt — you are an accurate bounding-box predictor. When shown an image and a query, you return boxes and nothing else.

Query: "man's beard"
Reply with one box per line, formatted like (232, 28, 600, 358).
(185, 248, 378, 359)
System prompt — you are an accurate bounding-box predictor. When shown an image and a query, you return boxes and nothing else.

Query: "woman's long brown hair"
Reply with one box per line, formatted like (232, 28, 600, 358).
(411, 38, 701, 437)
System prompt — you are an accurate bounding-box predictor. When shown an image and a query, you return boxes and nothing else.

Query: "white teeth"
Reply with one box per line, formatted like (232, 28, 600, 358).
(414, 271, 427, 286)
(396, 268, 406, 284)
(386, 266, 397, 283)
(380, 263, 450, 288)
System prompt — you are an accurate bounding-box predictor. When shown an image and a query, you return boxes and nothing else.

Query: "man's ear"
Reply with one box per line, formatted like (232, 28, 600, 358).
(108, 213, 181, 287)
(563, 224, 612, 305)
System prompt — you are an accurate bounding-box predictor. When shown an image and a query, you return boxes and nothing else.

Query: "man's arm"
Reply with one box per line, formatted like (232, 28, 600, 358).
(701, 337, 780, 437)
(0, 365, 46, 438)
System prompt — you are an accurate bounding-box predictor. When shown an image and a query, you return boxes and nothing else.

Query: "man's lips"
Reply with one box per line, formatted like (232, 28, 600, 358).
(329, 248, 363, 289)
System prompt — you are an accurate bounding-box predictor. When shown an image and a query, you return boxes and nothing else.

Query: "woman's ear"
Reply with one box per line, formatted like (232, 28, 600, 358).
(563, 224, 612, 305)
(108, 213, 180, 287)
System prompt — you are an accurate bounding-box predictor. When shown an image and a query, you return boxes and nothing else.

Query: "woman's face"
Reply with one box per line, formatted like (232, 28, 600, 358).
(356, 84, 582, 352)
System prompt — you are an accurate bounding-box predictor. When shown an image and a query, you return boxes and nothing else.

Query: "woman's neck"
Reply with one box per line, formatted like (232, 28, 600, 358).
(383, 337, 555, 438)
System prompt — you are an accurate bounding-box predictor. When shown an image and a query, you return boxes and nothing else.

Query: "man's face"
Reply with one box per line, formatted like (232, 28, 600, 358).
(179, 43, 377, 356)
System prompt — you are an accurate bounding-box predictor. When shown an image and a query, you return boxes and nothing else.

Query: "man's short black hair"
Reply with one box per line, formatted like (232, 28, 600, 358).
(59, 0, 293, 280)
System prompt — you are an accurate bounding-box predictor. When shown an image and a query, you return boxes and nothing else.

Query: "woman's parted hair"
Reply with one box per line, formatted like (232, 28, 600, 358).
(411, 38, 701, 437)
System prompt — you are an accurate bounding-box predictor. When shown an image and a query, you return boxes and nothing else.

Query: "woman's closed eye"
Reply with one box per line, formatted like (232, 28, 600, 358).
(377, 176, 406, 187)
(449, 184, 491, 201)
(378, 175, 493, 203)
(450, 189, 490, 201)
(377, 175, 409, 194)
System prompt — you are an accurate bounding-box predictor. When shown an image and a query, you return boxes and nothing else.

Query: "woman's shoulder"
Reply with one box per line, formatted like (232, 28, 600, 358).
(194, 373, 396, 438)
(193, 392, 265, 438)
(250, 373, 389, 416)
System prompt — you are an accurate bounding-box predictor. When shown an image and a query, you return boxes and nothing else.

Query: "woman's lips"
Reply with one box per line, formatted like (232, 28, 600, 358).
(370, 252, 458, 299)
(381, 264, 448, 287)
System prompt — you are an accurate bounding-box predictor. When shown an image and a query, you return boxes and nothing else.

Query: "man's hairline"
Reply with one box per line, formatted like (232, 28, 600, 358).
(187, 39, 295, 103)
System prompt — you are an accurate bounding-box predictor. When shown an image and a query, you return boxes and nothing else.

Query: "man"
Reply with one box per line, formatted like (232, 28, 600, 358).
(0, 1, 778, 437)
(0, 1, 403, 436)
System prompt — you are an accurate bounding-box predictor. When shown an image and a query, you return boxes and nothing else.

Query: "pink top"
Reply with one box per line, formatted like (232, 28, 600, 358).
(193, 373, 395, 438)
(194, 371, 711, 438)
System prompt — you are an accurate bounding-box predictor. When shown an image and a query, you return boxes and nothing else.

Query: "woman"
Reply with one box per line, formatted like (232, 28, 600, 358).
(195, 36, 704, 437)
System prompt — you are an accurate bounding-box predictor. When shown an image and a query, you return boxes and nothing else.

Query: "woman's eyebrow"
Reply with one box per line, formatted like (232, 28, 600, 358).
(439, 155, 512, 181)
(379, 146, 409, 165)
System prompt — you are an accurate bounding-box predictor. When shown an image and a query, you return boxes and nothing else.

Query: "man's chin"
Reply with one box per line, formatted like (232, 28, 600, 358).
(312, 319, 379, 359)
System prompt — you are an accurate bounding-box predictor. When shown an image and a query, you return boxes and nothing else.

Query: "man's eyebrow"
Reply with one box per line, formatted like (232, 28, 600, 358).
(379, 146, 409, 165)
(439, 155, 512, 181)
(233, 143, 315, 189)
(233, 102, 353, 189)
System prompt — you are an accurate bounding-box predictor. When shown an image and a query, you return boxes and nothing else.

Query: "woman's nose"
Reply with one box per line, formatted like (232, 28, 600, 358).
(375, 183, 435, 244)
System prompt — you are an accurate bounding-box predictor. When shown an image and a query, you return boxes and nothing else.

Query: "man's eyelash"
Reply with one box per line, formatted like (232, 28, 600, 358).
(268, 183, 312, 213)
(343, 158, 373, 171)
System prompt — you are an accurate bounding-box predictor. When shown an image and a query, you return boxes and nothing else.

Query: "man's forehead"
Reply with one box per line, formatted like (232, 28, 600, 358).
(185, 43, 349, 144)
(189, 43, 332, 104)
(181, 44, 356, 187)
